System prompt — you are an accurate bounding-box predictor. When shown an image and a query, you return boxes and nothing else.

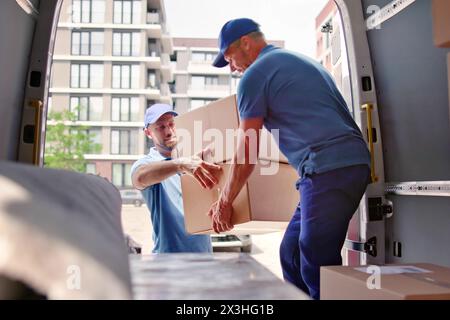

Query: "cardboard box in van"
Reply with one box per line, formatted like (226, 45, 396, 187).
(432, 0, 450, 47)
(447, 53, 450, 122)
(321, 263, 450, 300)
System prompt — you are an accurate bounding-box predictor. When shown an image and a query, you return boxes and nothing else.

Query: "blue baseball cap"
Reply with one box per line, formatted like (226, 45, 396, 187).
(212, 18, 260, 68)
(144, 104, 178, 128)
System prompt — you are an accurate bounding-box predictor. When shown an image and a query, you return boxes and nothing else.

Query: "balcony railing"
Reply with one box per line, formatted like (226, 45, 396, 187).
(189, 84, 230, 92)
(147, 12, 160, 24)
(190, 59, 215, 65)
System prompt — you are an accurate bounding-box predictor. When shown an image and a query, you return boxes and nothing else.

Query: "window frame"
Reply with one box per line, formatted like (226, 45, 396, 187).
(111, 96, 140, 122)
(113, 0, 142, 24)
(70, 96, 103, 121)
(71, 30, 104, 56)
(71, 63, 104, 88)
(112, 31, 141, 56)
(72, 0, 105, 23)
(112, 64, 140, 89)
(112, 163, 133, 187)
(110, 128, 138, 154)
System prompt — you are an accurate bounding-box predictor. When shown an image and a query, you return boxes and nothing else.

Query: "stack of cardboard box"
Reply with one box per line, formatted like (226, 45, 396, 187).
(175, 95, 300, 234)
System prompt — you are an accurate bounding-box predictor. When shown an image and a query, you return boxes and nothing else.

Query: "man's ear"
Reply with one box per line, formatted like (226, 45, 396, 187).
(241, 35, 252, 51)
(144, 128, 153, 140)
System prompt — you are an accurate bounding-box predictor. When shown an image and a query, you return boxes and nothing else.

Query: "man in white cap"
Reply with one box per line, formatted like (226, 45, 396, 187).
(131, 103, 221, 253)
(208, 18, 371, 299)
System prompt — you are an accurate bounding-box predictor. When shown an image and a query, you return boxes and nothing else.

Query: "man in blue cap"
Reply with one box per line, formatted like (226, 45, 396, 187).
(207, 18, 371, 299)
(131, 103, 221, 253)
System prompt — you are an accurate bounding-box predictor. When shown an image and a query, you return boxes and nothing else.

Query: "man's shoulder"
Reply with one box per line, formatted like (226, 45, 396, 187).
(131, 149, 162, 173)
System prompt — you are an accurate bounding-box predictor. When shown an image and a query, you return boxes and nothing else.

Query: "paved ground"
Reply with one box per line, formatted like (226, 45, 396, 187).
(121, 205, 285, 280)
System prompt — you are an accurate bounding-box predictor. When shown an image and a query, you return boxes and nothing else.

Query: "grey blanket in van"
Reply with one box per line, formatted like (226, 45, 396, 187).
(0, 161, 131, 299)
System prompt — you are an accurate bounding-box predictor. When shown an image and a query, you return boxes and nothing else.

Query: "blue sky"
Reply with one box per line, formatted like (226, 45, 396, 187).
(164, 0, 330, 58)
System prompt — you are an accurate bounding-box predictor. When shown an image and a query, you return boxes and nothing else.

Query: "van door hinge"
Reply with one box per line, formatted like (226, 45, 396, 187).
(368, 197, 393, 221)
(345, 237, 377, 257)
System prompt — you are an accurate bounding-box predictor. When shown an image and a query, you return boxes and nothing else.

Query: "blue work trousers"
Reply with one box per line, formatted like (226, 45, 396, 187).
(280, 165, 370, 300)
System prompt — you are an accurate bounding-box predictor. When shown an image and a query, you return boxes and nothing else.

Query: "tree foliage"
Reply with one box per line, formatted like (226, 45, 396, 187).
(44, 109, 101, 172)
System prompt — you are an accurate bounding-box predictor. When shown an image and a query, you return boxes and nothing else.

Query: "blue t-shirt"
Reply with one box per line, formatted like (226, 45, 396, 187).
(238, 45, 371, 178)
(130, 148, 212, 253)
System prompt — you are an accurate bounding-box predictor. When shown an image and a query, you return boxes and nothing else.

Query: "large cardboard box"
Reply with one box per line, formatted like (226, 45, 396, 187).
(321, 263, 450, 300)
(175, 95, 289, 164)
(448, 53, 450, 125)
(181, 161, 299, 234)
(432, 0, 450, 48)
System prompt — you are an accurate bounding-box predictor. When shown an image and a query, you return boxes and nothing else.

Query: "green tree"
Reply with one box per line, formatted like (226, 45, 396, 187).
(44, 109, 101, 172)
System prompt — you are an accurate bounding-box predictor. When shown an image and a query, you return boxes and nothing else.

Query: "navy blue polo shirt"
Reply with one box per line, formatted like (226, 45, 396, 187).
(237, 45, 370, 177)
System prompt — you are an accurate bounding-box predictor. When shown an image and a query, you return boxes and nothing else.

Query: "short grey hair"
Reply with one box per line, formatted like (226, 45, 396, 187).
(231, 31, 266, 48)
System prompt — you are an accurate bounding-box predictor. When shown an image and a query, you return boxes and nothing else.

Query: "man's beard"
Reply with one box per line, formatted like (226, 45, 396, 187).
(156, 137, 177, 152)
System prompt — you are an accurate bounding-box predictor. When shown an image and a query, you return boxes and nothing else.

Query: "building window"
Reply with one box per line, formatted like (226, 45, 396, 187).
(112, 64, 140, 89)
(70, 96, 103, 121)
(71, 63, 104, 88)
(86, 163, 96, 174)
(205, 76, 219, 86)
(112, 163, 133, 187)
(190, 99, 214, 110)
(148, 39, 158, 57)
(147, 70, 157, 88)
(111, 97, 140, 121)
(71, 31, 104, 56)
(111, 129, 138, 154)
(191, 51, 216, 62)
(70, 128, 102, 154)
(113, 0, 141, 24)
(72, 0, 105, 23)
(191, 75, 218, 89)
(112, 32, 141, 56)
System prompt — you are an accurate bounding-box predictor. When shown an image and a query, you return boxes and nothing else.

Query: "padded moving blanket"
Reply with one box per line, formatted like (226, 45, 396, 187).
(0, 161, 131, 299)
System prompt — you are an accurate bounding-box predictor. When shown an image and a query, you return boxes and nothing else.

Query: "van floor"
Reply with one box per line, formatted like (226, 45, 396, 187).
(129, 253, 309, 300)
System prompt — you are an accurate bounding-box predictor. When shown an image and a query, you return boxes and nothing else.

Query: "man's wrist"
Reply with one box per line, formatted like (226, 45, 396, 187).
(173, 158, 186, 174)
(218, 195, 232, 208)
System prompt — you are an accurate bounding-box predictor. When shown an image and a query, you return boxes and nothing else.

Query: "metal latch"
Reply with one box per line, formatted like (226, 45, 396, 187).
(344, 237, 377, 257)
(368, 197, 393, 221)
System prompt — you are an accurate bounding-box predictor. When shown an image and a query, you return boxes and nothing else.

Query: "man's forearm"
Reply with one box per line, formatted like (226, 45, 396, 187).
(219, 162, 255, 206)
(132, 161, 181, 190)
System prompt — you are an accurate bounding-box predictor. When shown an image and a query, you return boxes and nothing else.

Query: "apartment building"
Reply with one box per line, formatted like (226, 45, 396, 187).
(49, 0, 173, 189)
(171, 37, 285, 115)
(316, 0, 352, 110)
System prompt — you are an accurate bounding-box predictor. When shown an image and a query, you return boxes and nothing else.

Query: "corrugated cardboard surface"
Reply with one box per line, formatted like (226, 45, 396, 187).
(175, 95, 239, 163)
(181, 162, 299, 234)
(181, 164, 251, 234)
(448, 53, 450, 125)
(247, 161, 299, 222)
(175, 95, 289, 164)
(432, 0, 450, 47)
(321, 263, 450, 300)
